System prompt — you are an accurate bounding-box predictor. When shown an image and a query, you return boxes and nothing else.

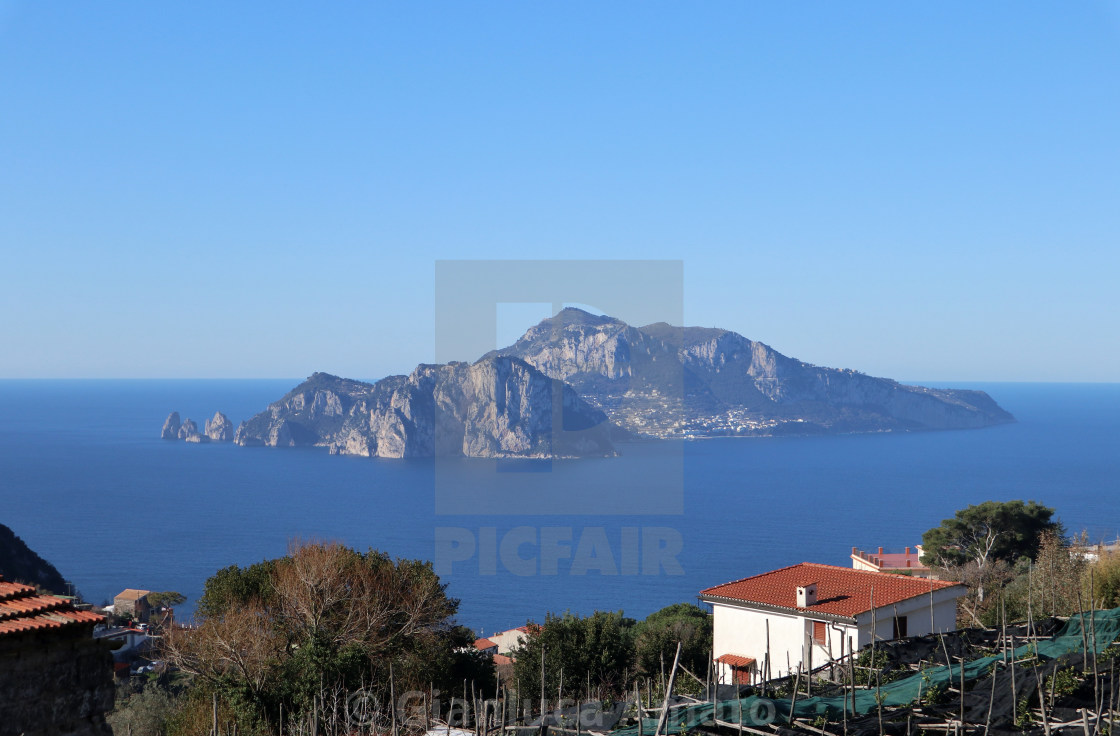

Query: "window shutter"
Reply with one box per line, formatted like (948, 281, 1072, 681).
(812, 620, 826, 645)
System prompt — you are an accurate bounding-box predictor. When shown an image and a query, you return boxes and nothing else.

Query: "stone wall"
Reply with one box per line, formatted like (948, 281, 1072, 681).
(0, 627, 114, 736)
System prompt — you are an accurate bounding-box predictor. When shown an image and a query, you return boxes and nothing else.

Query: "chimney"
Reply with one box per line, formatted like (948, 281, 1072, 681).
(796, 583, 818, 608)
(905, 546, 911, 555)
(878, 546, 883, 555)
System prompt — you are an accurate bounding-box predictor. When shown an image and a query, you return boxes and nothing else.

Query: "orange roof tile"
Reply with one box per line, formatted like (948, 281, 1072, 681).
(717, 654, 756, 669)
(493, 654, 513, 666)
(0, 581, 38, 601)
(475, 637, 497, 650)
(0, 576, 104, 638)
(114, 589, 151, 601)
(700, 563, 962, 619)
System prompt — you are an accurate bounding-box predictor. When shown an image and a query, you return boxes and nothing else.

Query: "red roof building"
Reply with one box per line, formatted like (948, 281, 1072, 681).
(0, 576, 114, 734)
(851, 545, 931, 577)
(700, 563, 964, 685)
(0, 579, 105, 636)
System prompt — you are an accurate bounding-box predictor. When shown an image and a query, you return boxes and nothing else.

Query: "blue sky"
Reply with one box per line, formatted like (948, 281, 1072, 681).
(0, 2, 1117, 381)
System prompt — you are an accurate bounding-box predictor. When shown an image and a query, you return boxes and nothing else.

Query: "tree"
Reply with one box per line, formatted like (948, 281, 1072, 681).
(163, 541, 463, 732)
(983, 531, 1088, 627)
(1088, 551, 1120, 610)
(633, 603, 711, 681)
(146, 591, 186, 609)
(511, 611, 636, 703)
(921, 500, 1061, 605)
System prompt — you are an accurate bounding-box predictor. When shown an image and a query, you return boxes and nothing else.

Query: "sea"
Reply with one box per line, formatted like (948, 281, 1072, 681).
(0, 380, 1116, 636)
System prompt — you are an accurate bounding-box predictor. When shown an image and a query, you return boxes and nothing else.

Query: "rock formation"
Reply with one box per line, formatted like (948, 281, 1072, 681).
(488, 308, 1015, 438)
(160, 412, 181, 440)
(177, 418, 200, 441)
(204, 411, 234, 442)
(234, 357, 618, 458)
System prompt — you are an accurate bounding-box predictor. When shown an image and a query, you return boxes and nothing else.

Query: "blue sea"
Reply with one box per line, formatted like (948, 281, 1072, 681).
(0, 381, 1117, 635)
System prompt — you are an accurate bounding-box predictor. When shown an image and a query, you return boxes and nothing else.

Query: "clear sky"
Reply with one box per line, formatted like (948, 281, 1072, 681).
(0, 2, 1117, 381)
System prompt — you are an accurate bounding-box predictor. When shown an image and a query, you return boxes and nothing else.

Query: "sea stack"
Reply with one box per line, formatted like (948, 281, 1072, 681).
(160, 412, 181, 440)
(204, 411, 234, 442)
(177, 418, 200, 441)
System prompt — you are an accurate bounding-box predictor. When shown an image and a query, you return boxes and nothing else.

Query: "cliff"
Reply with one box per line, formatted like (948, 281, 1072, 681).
(233, 356, 618, 458)
(488, 308, 1015, 438)
(0, 523, 71, 596)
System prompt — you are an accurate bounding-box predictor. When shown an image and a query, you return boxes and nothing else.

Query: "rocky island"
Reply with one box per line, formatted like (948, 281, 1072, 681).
(164, 309, 1014, 458)
(232, 356, 619, 458)
(160, 411, 234, 444)
(490, 308, 1014, 438)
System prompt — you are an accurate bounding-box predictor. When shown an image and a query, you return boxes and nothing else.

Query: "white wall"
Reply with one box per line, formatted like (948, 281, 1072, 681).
(852, 587, 961, 648)
(712, 604, 858, 682)
(712, 586, 961, 682)
(488, 628, 527, 655)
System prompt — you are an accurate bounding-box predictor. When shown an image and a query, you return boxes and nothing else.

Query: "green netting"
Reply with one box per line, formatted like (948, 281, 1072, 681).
(611, 609, 1120, 736)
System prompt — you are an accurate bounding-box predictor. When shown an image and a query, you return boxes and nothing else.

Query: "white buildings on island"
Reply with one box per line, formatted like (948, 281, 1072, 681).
(700, 563, 965, 685)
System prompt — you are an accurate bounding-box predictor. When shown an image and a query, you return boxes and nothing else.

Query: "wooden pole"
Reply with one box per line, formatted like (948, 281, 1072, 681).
(1109, 658, 1116, 736)
(1089, 570, 1101, 722)
(930, 578, 936, 635)
(959, 656, 966, 727)
(984, 661, 997, 736)
(765, 619, 772, 695)
(1036, 672, 1052, 736)
(841, 634, 848, 736)
(635, 681, 644, 736)
(1010, 633, 1017, 708)
(711, 656, 719, 727)
(391, 661, 398, 736)
(654, 641, 682, 736)
(808, 640, 813, 697)
(789, 664, 801, 725)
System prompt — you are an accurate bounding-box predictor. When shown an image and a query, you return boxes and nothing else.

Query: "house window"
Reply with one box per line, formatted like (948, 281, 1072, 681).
(811, 620, 827, 645)
(893, 615, 908, 639)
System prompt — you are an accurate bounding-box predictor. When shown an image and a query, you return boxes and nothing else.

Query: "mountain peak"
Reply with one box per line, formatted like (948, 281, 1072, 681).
(494, 310, 1014, 438)
(536, 307, 623, 330)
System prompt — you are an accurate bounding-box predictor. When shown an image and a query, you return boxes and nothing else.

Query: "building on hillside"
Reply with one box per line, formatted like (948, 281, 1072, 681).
(1071, 537, 1120, 563)
(700, 563, 965, 685)
(486, 625, 530, 656)
(851, 546, 931, 577)
(474, 637, 498, 656)
(0, 575, 114, 735)
(113, 588, 151, 622)
(94, 624, 152, 664)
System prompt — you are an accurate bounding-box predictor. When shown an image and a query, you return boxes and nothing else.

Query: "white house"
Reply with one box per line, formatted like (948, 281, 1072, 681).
(486, 625, 530, 656)
(700, 563, 965, 685)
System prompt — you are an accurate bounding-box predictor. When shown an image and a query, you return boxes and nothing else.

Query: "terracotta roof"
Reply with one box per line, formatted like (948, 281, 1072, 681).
(493, 654, 513, 666)
(717, 654, 756, 669)
(474, 637, 497, 650)
(700, 563, 962, 619)
(114, 589, 151, 601)
(0, 576, 104, 637)
(852, 547, 929, 571)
